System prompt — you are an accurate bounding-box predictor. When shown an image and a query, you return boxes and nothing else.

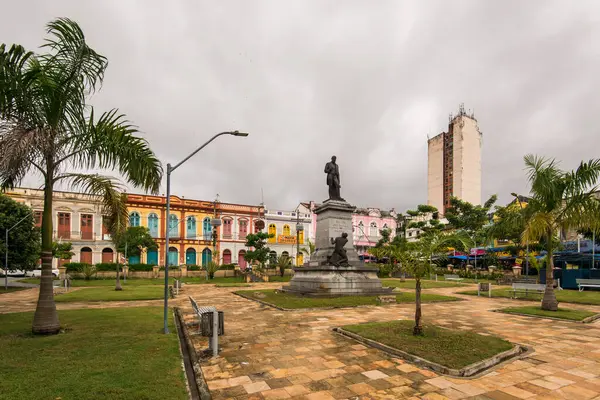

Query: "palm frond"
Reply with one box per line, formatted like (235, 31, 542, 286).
(60, 108, 163, 193)
(0, 127, 46, 189)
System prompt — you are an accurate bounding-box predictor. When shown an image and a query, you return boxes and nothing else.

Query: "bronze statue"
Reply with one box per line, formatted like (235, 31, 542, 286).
(328, 232, 349, 267)
(324, 155, 344, 201)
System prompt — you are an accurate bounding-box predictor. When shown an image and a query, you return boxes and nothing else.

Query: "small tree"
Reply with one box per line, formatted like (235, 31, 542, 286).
(445, 195, 497, 234)
(244, 232, 273, 271)
(205, 261, 220, 280)
(0, 195, 40, 272)
(399, 231, 471, 335)
(276, 254, 292, 277)
(52, 242, 74, 264)
(114, 226, 157, 258)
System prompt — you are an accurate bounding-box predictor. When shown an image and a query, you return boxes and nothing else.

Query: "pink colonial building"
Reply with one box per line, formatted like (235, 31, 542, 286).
(302, 202, 398, 258)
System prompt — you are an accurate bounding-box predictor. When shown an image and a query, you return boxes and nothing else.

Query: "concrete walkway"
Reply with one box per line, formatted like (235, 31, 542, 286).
(179, 284, 600, 400)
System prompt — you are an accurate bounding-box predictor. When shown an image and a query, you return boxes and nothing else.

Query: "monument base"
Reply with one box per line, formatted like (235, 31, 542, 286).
(282, 265, 393, 297)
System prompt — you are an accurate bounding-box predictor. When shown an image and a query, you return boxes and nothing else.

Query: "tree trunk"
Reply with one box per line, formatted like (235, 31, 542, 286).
(32, 172, 60, 335)
(541, 234, 558, 311)
(413, 278, 423, 335)
(115, 261, 122, 291)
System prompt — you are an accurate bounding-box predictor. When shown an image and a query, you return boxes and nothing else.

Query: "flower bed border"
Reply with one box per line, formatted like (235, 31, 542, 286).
(333, 326, 532, 379)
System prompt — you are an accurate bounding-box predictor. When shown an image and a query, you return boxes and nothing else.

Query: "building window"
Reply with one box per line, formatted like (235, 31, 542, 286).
(169, 215, 179, 238)
(57, 212, 71, 239)
(186, 216, 196, 239)
(148, 213, 159, 238)
(369, 222, 378, 237)
(80, 214, 93, 240)
(239, 219, 248, 240)
(238, 250, 247, 269)
(168, 246, 178, 266)
(269, 250, 277, 265)
(101, 248, 114, 263)
(222, 219, 232, 239)
(80, 247, 93, 264)
(268, 224, 276, 243)
(33, 211, 42, 228)
(129, 212, 140, 227)
(202, 217, 212, 240)
(283, 224, 291, 236)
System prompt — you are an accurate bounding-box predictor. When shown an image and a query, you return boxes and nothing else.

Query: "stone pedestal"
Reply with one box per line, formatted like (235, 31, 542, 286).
(283, 199, 392, 297)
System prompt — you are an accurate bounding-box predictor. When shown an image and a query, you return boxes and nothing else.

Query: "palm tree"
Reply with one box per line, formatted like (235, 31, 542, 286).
(300, 239, 315, 257)
(0, 19, 162, 334)
(521, 155, 600, 311)
(276, 254, 292, 277)
(398, 231, 471, 335)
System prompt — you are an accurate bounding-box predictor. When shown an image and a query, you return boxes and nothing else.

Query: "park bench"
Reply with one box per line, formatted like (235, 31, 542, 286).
(509, 283, 545, 298)
(444, 274, 463, 282)
(576, 279, 600, 292)
(514, 277, 537, 284)
(189, 296, 224, 357)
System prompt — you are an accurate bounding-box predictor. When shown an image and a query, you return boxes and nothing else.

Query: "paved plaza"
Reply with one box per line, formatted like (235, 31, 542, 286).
(3, 283, 600, 399)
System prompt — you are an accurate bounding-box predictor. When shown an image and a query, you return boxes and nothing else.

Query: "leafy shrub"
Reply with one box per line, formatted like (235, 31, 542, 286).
(94, 262, 122, 272)
(64, 262, 90, 273)
(220, 263, 236, 270)
(82, 264, 97, 280)
(187, 265, 201, 271)
(376, 263, 393, 278)
(159, 265, 179, 271)
(129, 263, 156, 272)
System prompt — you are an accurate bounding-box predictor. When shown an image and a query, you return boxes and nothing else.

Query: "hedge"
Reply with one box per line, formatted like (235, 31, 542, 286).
(94, 263, 123, 272)
(129, 263, 156, 272)
(64, 262, 91, 273)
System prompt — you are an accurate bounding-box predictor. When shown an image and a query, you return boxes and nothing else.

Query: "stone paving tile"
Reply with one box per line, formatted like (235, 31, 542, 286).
(5, 282, 600, 400)
(170, 283, 600, 400)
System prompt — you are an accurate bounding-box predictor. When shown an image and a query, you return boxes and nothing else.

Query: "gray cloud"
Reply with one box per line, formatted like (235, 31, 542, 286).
(3, 0, 599, 211)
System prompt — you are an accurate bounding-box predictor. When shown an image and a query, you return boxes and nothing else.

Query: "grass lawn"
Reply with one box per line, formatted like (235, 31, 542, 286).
(382, 279, 468, 289)
(459, 288, 600, 305)
(498, 306, 597, 321)
(236, 289, 459, 309)
(0, 286, 32, 293)
(54, 286, 164, 302)
(342, 320, 513, 369)
(215, 283, 252, 287)
(0, 307, 187, 400)
(19, 276, 246, 286)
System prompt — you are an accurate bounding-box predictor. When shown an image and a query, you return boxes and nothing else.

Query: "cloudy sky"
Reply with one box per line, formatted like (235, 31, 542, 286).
(2, 1, 599, 212)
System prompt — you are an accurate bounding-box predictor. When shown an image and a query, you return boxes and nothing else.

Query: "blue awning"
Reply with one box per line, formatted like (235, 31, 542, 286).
(448, 255, 468, 260)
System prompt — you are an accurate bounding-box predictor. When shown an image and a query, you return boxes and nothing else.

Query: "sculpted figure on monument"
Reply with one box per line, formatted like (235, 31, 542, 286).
(324, 155, 344, 201)
(328, 232, 349, 267)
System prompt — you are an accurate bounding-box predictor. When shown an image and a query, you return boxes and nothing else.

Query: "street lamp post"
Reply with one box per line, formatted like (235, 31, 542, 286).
(4, 212, 33, 290)
(162, 131, 248, 334)
(511, 193, 529, 276)
(295, 209, 304, 266)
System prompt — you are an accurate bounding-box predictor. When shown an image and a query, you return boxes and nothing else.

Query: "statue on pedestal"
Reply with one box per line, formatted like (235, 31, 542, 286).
(328, 232, 349, 267)
(324, 155, 344, 201)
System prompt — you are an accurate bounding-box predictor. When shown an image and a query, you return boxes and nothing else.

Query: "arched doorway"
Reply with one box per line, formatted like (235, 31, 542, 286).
(80, 247, 93, 264)
(168, 247, 178, 266)
(147, 249, 158, 265)
(101, 248, 114, 263)
(201, 248, 212, 267)
(186, 248, 197, 265)
(269, 250, 277, 265)
(222, 249, 232, 265)
(238, 250, 247, 269)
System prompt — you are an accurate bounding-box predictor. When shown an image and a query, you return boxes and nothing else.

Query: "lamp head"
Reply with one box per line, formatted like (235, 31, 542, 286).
(230, 130, 249, 137)
(510, 192, 518, 198)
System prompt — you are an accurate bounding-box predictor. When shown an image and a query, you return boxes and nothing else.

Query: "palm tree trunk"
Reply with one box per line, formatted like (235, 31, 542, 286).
(32, 173, 60, 335)
(541, 234, 558, 311)
(413, 278, 423, 335)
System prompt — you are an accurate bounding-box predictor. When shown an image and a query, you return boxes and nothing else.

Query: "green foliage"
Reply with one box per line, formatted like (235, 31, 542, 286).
(204, 261, 220, 279)
(114, 226, 157, 257)
(275, 255, 292, 277)
(128, 263, 155, 272)
(375, 228, 392, 247)
(244, 232, 273, 269)
(300, 239, 315, 256)
(376, 263, 393, 278)
(64, 262, 90, 273)
(218, 263, 236, 270)
(186, 265, 201, 271)
(417, 204, 438, 214)
(444, 195, 497, 234)
(0, 194, 40, 270)
(52, 242, 75, 260)
(94, 262, 121, 272)
(81, 264, 97, 280)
